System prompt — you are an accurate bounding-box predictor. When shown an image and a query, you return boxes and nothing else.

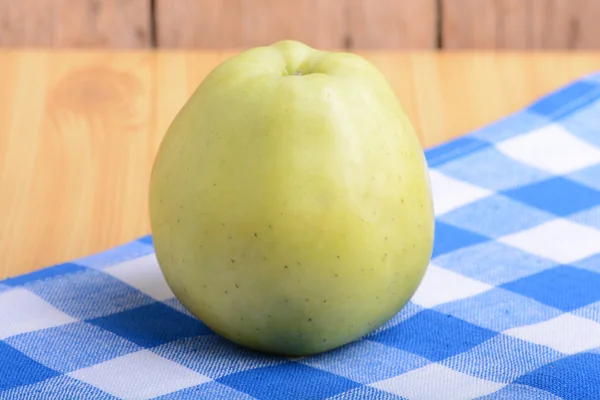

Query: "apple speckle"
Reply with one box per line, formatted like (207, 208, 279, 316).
(235, 283, 239, 288)
(231, 259, 235, 263)
(308, 318, 312, 322)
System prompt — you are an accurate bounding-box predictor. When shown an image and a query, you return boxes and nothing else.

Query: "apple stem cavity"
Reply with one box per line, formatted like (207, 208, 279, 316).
(295, 70, 302, 76)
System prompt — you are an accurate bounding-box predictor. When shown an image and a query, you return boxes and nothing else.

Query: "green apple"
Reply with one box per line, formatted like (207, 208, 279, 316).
(149, 40, 434, 356)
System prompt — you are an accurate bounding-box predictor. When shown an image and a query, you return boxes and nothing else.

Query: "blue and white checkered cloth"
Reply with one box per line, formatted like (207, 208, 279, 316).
(2, 71, 600, 400)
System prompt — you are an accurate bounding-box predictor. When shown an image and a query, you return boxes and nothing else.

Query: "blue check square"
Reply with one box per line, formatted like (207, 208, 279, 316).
(573, 301, 600, 324)
(0, 341, 60, 391)
(0, 375, 116, 400)
(568, 163, 600, 192)
(138, 235, 153, 246)
(560, 95, 600, 148)
(439, 195, 555, 238)
(153, 335, 285, 379)
(326, 386, 404, 400)
(26, 269, 155, 320)
(2, 263, 87, 287)
(217, 363, 361, 400)
(574, 253, 600, 274)
(426, 137, 491, 167)
(515, 353, 600, 399)
(500, 266, 600, 311)
(368, 302, 426, 338)
(436, 147, 550, 191)
(5, 322, 141, 373)
(300, 339, 430, 384)
(87, 302, 211, 348)
(154, 381, 254, 400)
(471, 111, 549, 143)
(432, 222, 491, 258)
(569, 205, 600, 230)
(441, 334, 564, 382)
(480, 383, 571, 399)
(502, 177, 600, 216)
(368, 309, 498, 362)
(435, 288, 562, 332)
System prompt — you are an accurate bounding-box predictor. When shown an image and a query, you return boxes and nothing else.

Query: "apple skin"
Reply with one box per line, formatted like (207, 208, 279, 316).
(149, 40, 434, 356)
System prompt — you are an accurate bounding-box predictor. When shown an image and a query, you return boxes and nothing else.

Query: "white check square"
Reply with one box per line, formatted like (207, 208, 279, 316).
(496, 124, 600, 174)
(411, 265, 493, 308)
(104, 254, 174, 301)
(370, 363, 506, 400)
(504, 313, 600, 354)
(0, 288, 76, 339)
(429, 170, 494, 216)
(69, 350, 211, 399)
(499, 219, 600, 264)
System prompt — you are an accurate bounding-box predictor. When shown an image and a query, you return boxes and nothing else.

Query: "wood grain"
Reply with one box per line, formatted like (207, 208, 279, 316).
(155, 0, 348, 50)
(347, 0, 437, 49)
(442, 0, 600, 49)
(1, 50, 600, 277)
(155, 0, 437, 50)
(0, 0, 151, 48)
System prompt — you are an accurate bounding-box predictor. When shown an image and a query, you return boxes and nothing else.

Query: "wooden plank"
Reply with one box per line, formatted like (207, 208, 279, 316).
(441, 0, 530, 49)
(529, 0, 600, 49)
(347, 0, 437, 49)
(442, 0, 600, 49)
(0, 50, 156, 275)
(0, 0, 151, 48)
(155, 0, 348, 50)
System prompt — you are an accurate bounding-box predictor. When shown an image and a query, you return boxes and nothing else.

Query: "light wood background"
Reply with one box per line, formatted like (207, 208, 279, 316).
(2, 50, 600, 276)
(1, 0, 600, 49)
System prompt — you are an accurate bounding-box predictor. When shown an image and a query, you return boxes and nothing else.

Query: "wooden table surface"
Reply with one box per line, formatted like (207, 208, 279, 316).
(1, 50, 599, 278)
